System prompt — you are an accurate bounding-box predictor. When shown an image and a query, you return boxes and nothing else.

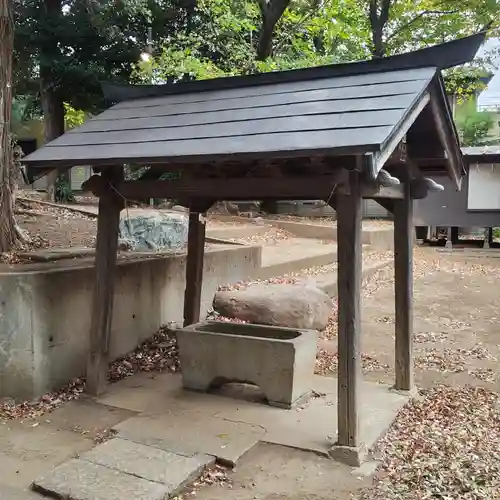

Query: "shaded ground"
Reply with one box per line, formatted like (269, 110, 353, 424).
(1, 241, 499, 499)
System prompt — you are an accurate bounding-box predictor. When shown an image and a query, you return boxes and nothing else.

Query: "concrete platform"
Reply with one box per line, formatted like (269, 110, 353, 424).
(113, 410, 264, 467)
(97, 371, 408, 466)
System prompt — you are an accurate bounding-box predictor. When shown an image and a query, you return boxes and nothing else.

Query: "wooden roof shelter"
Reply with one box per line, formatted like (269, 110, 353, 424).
(23, 33, 485, 459)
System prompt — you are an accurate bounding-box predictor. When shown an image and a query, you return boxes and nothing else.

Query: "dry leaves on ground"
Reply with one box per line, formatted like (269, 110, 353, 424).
(0, 378, 85, 420)
(315, 350, 389, 376)
(414, 331, 449, 343)
(229, 227, 292, 245)
(356, 386, 500, 500)
(0, 325, 180, 421)
(415, 343, 497, 375)
(108, 325, 180, 381)
(172, 464, 232, 499)
(218, 276, 298, 292)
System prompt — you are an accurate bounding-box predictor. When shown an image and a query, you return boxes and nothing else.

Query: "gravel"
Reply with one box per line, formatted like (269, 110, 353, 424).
(357, 386, 500, 500)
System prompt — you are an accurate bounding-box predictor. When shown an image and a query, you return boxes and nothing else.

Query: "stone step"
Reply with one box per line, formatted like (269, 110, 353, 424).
(310, 259, 392, 297)
(32, 438, 214, 500)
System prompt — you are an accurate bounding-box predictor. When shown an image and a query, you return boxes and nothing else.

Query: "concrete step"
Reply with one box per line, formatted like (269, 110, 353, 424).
(310, 260, 392, 297)
(258, 239, 337, 279)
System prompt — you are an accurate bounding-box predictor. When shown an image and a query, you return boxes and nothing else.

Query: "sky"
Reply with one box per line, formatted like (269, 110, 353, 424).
(477, 37, 500, 110)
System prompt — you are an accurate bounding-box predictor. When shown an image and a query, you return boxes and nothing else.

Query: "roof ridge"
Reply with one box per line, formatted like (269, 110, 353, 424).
(102, 32, 486, 103)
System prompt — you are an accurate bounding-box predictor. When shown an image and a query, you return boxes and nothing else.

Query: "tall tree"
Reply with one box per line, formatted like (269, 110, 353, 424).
(13, 0, 164, 199)
(0, 0, 17, 252)
(366, 0, 498, 59)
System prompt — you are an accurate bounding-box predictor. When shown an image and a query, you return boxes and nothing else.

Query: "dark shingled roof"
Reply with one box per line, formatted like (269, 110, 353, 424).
(24, 67, 437, 168)
(22, 33, 486, 181)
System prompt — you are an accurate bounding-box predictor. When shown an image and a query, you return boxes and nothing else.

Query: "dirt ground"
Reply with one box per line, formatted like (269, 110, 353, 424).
(192, 443, 373, 500)
(191, 248, 500, 500)
(361, 248, 500, 392)
(2, 204, 500, 498)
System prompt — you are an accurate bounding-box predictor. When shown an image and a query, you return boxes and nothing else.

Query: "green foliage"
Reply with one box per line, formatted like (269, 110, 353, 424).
(444, 66, 494, 103)
(13, 0, 200, 113)
(55, 178, 75, 203)
(132, 0, 499, 93)
(13, 0, 500, 127)
(11, 95, 42, 136)
(63, 103, 86, 129)
(455, 101, 495, 146)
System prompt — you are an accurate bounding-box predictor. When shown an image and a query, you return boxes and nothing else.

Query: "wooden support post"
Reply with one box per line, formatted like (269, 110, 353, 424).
(183, 206, 207, 327)
(336, 168, 363, 448)
(87, 166, 124, 396)
(393, 179, 414, 392)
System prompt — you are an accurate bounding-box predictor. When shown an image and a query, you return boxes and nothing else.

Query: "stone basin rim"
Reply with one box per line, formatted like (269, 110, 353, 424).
(178, 320, 317, 342)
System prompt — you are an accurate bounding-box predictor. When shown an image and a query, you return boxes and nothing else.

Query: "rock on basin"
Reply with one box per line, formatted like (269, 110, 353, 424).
(119, 210, 188, 251)
(213, 283, 332, 330)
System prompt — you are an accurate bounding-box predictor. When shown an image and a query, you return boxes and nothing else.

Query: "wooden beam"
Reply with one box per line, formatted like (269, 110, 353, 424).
(375, 198, 395, 214)
(374, 92, 430, 173)
(183, 203, 209, 327)
(362, 184, 404, 200)
(336, 168, 363, 447)
(86, 166, 123, 396)
(84, 174, 345, 201)
(429, 85, 463, 188)
(393, 177, 414, 391)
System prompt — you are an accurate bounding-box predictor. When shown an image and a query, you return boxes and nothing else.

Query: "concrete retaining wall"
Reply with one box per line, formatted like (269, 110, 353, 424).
(0, 245, 260, 400)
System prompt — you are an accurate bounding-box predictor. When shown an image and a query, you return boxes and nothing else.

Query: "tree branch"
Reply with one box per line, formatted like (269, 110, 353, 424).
(273, 0, 326, 55)
(386, 9, 460, 42)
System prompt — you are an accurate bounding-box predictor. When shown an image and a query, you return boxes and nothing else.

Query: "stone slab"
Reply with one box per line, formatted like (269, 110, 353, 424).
(40, 398, 136, 440)
(32, 459, 170, 500)
(113, 412, 264, 466)
(0, 421, 93, 490)
(212, 376, 408, 461)
(0, 485, 40, 499)
(80, 438, 214, 494)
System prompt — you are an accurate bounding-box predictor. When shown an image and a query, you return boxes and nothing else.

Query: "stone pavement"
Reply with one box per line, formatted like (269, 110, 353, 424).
(33, 438, 214, 500)
(0, 371, 406, 499)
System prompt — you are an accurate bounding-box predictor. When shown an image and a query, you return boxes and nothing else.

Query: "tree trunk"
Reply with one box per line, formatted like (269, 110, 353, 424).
(0, 0, 18, 253)
(40, 82, 65, 201)
(369, 0, 391, 59)
(40, 0, 65, 202)
(256, 0, 290, 61)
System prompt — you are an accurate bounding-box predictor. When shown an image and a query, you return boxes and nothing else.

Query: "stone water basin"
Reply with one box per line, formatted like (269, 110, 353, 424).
(176, 320, 317, 408)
